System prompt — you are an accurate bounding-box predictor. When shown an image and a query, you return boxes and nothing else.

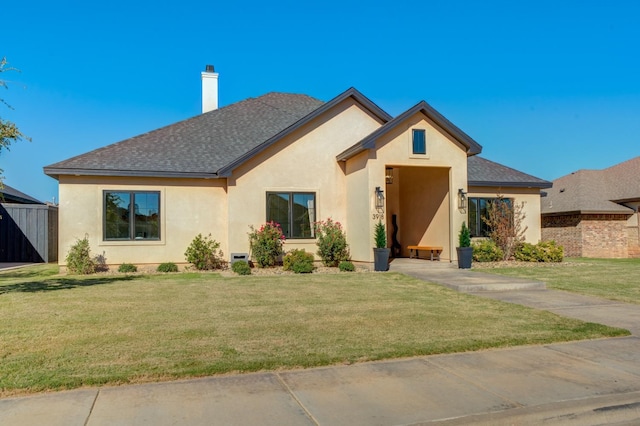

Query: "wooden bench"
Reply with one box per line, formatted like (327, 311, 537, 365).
(407, 245, 443, 261)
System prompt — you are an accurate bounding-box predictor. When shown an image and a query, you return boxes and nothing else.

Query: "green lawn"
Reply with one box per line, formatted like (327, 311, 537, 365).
(480, 258, 640, 304)
(0, 264, 628, 396)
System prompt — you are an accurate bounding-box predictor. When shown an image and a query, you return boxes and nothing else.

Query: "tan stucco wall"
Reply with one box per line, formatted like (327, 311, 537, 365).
(468, 186, 543, 243)
(226, 97, 384, 259)
(345, 111, 468, 262)
(58, 175, 227, 266)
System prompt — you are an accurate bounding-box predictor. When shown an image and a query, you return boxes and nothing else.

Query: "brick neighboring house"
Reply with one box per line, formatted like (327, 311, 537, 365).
(541, 156, 640, 258)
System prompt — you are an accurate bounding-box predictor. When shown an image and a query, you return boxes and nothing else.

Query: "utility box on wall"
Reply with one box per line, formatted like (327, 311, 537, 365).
(230, 253, 249, 265)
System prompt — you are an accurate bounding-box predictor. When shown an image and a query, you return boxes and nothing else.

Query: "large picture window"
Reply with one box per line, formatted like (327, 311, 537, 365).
(104, 191, 160, 240)
(266, 192, 315, 239)
(468, 197, 512, 237)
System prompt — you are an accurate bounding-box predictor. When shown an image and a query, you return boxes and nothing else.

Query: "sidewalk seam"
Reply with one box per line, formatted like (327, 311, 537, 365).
(420, 358, 524, 410)
(545, 338, 640, 379)
(83, 390, 100, 426)
(275, 373, 319, 426)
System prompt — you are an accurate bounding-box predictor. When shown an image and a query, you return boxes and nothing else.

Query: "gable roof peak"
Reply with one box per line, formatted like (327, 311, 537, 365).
(336, 98, 482, 161)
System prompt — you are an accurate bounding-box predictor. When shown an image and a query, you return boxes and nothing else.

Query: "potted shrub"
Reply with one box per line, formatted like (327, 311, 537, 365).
(456, 222, 473, 269)
(373, 221, 390, 271)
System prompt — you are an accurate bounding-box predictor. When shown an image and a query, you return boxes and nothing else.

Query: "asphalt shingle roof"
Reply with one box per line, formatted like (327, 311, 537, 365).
(44, 87, 550, 194)
(44, 93, 325, 178)
(467, 156, 551, 188)
(0, 184, 43, 204)
(541, 156, 640, 215)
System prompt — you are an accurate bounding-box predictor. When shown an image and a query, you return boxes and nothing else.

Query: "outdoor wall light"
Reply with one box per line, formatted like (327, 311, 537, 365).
(375, 186, 385, 209)
(385, 167, 394, 184)
(458, 188, 467, 210)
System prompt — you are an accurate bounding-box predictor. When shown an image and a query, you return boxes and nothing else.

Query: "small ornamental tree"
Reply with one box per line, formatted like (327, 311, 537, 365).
(315, 218, 350, 267)
(249, 222, 285, 268)
(482, 195, 528, 261)
(458, 222, 471, 248)
(374, 221, 387, 249)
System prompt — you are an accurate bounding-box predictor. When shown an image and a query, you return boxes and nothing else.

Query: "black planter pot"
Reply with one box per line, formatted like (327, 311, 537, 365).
(456, 247, 473, 269)
(373, 248, 391, 271)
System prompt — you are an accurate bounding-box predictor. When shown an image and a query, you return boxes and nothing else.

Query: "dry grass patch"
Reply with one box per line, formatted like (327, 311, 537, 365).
(0, 264, 627, 396)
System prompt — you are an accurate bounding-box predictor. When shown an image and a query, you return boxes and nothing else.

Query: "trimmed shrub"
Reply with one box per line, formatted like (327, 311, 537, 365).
(185, 233, 225, 270)
(249, 222, 285, 268)
(283, 249, 315, 274)
(231, 260, 252, 275)
(118, 263, 138, 273)
(157, 262, 178, 273)
(515, 241, 564, 262)
(472, 239, 503, 262)
(315, 218, 350, 267)
(339, 260, 355, 272)
(65, 236, 97, 274)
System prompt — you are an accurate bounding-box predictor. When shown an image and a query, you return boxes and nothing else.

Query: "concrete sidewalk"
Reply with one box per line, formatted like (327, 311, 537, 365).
(2, 261, 640, 425)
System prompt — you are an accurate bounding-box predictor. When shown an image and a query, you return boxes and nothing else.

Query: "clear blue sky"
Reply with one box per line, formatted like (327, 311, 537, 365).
(3, 0, 639, 203)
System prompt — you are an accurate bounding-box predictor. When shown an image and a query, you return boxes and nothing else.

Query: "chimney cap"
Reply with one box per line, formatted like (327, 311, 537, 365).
(205, 64, 215, 73)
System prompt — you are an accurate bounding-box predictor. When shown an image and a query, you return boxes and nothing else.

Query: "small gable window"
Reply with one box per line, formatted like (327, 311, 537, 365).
(104, 191, 160, 241)
(266, 192, 316, 239)
(412, 129, 426, 155)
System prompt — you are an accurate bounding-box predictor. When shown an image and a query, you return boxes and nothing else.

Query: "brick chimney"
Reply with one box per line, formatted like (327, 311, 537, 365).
(201, 64, 219, 113)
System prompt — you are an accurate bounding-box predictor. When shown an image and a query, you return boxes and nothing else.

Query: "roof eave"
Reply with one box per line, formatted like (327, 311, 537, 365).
(468, 180, 553, 189)
(542, 209, 634, 216)
(43, 167, 220, 180)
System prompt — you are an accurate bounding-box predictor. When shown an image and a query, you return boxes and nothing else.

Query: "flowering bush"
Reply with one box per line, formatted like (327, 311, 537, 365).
(314, 218, 350, 267)
(249, 222, 285, 268)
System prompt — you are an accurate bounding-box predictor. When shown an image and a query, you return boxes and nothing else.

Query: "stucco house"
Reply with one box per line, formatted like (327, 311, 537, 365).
(44, 66, 550, 267)
(541, 157, 640, 258)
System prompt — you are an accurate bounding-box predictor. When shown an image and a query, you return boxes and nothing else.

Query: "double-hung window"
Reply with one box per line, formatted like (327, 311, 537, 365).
(104, 191, 160, 240)
(266, 192, 316, 239)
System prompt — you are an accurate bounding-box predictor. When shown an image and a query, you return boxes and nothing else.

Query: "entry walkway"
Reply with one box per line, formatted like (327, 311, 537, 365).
(2, 262, 640, 425)
(389, 258, 547, 291)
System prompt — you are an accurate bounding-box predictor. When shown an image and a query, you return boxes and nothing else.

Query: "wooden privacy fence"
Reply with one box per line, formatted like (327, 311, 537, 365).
(0, 203, 58, 263)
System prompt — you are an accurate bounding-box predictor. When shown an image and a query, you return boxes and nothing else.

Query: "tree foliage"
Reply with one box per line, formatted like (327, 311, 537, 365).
(1, 57, 29, 184)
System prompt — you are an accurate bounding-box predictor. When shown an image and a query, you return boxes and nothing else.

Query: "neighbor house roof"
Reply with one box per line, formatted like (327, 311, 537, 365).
(467, 156, 552, 189)
(541, 156, 640, 216)
(44, 88, 391, 179)
(336, 100, 482, 161)
(0, 184, 43, 204)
